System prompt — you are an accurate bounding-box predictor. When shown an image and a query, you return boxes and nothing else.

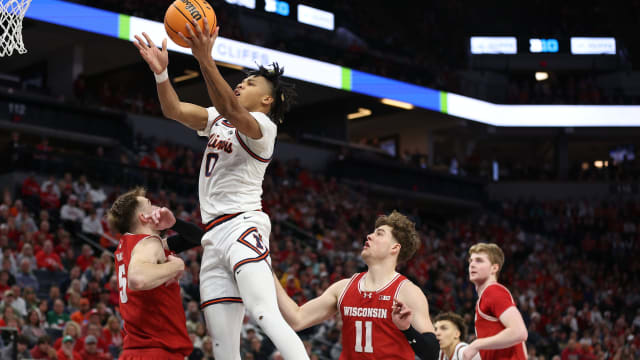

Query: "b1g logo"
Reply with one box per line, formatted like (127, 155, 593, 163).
(264, 0, 289, 16)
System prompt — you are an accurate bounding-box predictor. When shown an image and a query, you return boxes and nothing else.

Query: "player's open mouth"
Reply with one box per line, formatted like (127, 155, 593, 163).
(234, 90, 240, 96)
(363, 241, 370, 249)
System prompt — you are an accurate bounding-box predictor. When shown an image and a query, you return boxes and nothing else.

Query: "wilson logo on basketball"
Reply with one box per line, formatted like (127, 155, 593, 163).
(179, 0, 202, 20)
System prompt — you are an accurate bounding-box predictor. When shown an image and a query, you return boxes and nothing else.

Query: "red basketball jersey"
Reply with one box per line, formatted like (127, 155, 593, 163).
(474, 283, 527, 360)
(114, 233, 192, 356)
(338, 272, 415, 360)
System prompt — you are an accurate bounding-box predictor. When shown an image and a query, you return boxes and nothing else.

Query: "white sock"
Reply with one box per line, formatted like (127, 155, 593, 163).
(202, 302, 245, 360)
(236, 261, 310, 360)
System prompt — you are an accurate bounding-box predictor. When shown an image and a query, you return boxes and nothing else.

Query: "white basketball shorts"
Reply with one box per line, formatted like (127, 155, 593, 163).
(199, 210, 272, 310)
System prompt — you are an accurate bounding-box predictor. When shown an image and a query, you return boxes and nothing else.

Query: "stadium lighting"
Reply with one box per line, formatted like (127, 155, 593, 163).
(593, 160, 609, 168)
(347, 108, 372, 120)
(535, 72, 549, 81)
(381, 98, 414, 110)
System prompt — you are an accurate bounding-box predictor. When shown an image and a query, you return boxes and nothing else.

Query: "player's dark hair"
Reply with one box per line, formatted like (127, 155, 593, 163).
(245, 62, 296, 124)
(434, 312, 468, 340)
(107, 187, 146, 234)
(375, 210, 420, 264)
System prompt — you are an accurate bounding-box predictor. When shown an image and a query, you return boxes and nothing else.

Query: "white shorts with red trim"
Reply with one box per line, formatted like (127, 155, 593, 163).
(199, 210, 272, 309)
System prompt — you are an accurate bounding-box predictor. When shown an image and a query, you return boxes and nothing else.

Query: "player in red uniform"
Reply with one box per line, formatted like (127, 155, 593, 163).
(275, 211, 439, 360)
(108, 187, 202, 359)
(463, 243, 528, 360)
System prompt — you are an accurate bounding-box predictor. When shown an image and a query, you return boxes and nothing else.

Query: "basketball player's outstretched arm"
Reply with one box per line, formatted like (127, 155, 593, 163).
(274, 274, 348, 331)
(128, 236, 185, 291)
(392, 283, 439, 360)
(462, 307, 528, 360)
(133, 33, 209, 131)
(181, 19, 263, 139)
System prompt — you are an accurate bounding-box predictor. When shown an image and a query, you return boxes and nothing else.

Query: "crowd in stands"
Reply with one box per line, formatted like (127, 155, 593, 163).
(1, 132, 640, 359)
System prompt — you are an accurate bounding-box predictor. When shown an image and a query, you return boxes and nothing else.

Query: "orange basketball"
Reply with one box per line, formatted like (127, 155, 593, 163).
(164, 0, 217, 48)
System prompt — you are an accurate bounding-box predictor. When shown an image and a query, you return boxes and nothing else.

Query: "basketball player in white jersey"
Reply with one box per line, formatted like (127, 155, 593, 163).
(433, 312, 479, 360)
(132, 17, 308, 360)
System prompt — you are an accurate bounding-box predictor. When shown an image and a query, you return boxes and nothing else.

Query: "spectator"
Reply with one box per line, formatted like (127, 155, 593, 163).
(53, 320, 82, 352)
(76, 245, 97, 273)
(102, 315, 122, 353)
(22, 287, 39, 312)
(15, 258, 39, 291)
(0, 270, 13, 295)
(0, 334, 31, 359)
(1, 288, 27, 318)
(79, 334, 110, 360)
(57, 335, 82, 360)
(10, 285, 30, 317)
(30, 335, 57, 360)
(60, 195, 85, 230)
(16, 243, 37, 272)
(72, 175, 91, 201)
(87, 182, 107, 205)
(47, 298, 71, 329)
(41, 175, 61, 198)
(70, 297, 91, 325)
(40, 181, 61, 210)
(82, 209, 103, 238)
(81, 309, 101, 336)
(22, 309, 47, 347)
(35, 239, 64, 272)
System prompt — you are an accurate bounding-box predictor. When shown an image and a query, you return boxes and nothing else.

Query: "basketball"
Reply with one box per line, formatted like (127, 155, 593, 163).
(164, 0, 217, 48)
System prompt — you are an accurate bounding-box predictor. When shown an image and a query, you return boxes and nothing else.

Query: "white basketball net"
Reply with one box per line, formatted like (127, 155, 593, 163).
(0, 0, 32, 56)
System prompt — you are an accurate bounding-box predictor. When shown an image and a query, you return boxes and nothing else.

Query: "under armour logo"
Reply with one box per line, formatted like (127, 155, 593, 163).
(363, 292, 372, 299)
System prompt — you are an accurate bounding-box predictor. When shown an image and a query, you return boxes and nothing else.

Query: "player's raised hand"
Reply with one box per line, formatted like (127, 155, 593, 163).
(146, 207, 177, 231)
(180, 17, 218, 63)
(133, 32, 169, 74)
(392, 300, 413, 331)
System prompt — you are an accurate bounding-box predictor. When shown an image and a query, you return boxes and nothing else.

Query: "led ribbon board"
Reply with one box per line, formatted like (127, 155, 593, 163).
(25, 0, 640, 127)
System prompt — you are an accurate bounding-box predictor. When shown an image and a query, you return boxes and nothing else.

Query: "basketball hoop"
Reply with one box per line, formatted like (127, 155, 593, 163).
(0, 0, 32, 57)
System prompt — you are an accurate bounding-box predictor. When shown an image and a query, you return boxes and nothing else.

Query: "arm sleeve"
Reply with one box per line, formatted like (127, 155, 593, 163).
(401, 326, 439, 360)
(166, 218, 204, 253)
(485, 285, 516, 318)
(196, 107, 221, 137)
(237, 112, 277, 158)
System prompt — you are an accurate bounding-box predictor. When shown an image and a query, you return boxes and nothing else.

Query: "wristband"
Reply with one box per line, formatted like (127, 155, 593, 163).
(154, 68, 169, 83)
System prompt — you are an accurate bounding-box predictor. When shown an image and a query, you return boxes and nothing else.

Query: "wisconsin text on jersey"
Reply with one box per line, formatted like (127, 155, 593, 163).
(342, 306, 388, 319)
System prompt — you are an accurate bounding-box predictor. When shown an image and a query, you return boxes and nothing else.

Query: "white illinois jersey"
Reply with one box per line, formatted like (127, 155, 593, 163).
(438, 342, 479, 360)
(197, 107, 277, 222)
